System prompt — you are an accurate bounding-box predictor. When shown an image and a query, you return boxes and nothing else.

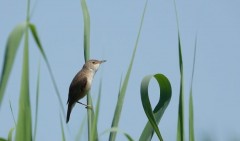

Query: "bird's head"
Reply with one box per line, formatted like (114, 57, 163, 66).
(83, 59, 106, 72)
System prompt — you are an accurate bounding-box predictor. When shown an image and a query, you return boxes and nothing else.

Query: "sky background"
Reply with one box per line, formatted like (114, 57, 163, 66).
(0, 0, 240, 141)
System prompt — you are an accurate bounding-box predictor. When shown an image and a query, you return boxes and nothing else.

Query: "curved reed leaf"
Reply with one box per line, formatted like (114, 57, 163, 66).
(0, 22, 27, 107)
(15, 29, 32, 141)
(109, 0, 149, 140)
(29, 23, 66, 116)
(139, 74, 172, 141)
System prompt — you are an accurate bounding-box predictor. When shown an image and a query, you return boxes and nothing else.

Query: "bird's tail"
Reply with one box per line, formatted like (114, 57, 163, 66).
(66, 102, 75, 123)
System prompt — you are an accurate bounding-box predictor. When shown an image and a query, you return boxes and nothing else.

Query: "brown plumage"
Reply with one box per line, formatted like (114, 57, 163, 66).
(66, 59, 106, 123)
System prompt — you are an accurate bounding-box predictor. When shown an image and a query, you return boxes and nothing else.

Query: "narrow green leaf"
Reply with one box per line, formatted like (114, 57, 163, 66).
(87, 93, 94, 141)
(15, 28, 32, 141)
(91, 80, 102, 141)
(33, 61, 41, 141)
(139, 74, 172, 141)
(109, 0, 148, 140)
(29, 23, 66, 116)
(7, 128, 15, 141)
(189, 94, 194, 141)
(173, 1, 185, 140)
(81, 0, 90, 61)
(108, 76, 122, 139)
(189, 35, 197, 141)
(177, 33, 185, 141)
(101, 127, 134, 141)
(0, 22, 27, 107)
(60, 114, 66, 141)
(80, 0, 93, 140)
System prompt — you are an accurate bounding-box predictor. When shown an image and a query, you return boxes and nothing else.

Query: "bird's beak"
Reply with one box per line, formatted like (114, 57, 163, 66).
(100, 60, 106, 63)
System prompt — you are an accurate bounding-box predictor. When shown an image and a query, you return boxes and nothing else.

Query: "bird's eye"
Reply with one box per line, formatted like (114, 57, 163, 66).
(92, 61, 96, 64)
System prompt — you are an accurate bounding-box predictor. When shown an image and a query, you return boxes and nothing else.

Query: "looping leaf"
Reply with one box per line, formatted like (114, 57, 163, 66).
(140, 74, 172, 141)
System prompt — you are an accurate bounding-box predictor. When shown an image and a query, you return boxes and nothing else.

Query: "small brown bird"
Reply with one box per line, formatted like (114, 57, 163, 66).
(66, 59, 106, 123)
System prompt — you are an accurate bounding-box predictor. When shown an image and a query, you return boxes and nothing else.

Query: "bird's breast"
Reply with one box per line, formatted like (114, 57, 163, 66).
(85, 76, 93, 91)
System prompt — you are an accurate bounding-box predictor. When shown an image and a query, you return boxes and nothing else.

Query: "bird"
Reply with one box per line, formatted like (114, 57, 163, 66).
(66, 59, 106, 123)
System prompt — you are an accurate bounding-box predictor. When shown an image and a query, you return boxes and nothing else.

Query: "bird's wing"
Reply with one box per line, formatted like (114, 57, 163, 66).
(67, 76, 87, 104)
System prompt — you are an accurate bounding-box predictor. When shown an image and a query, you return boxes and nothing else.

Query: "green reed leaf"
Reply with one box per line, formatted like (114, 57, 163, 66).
(81, 0, 90, 61)
(91, 80, 102, 141)
(80, 0, 95, 140)
(0, 22, 27, 107)
(109, 0, 148, 140)
(139, 74, 172, 141)
(177, 33, 185, 141)
(173, 1, 185, 140)
(189, 35, 197, 141)
(29, 23, 66, 116)
(15, 28, 32, 141)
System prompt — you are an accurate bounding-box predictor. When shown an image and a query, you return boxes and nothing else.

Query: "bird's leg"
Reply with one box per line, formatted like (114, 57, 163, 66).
(77, 101, 92, 109)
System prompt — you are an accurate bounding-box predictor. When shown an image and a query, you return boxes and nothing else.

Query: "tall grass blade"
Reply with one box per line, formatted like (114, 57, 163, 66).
(173, 1, 185, 140)
(87, 93, 94, 141)
(189, 94, 194, 141)
(108, 76, 122, 139)
(139, 74, 172, 141)
(0, 138, 7, 141)
(109, 0, 148, 140)
(80, 0, 94, 140)
(33, 61, 41, 141)
(91, 80, 102, 141)
(177, 33, 185, 141)
(29, 23, 66, 116)
(15, 28, 32, 141)
(60, 114, 66, 141)
(0, 23, 27, 107)
(81, 0, 90, 61)
(7, 128, 15, 141)
(189, 35, 197, 141)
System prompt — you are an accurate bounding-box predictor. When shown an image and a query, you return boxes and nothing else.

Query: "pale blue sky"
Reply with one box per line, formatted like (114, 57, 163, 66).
(0, 0, 240, 141)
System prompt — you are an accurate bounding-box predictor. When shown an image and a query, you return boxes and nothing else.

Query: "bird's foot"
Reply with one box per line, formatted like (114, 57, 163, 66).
(85, 105, 93, 109)
(77, 101, 92, 109)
